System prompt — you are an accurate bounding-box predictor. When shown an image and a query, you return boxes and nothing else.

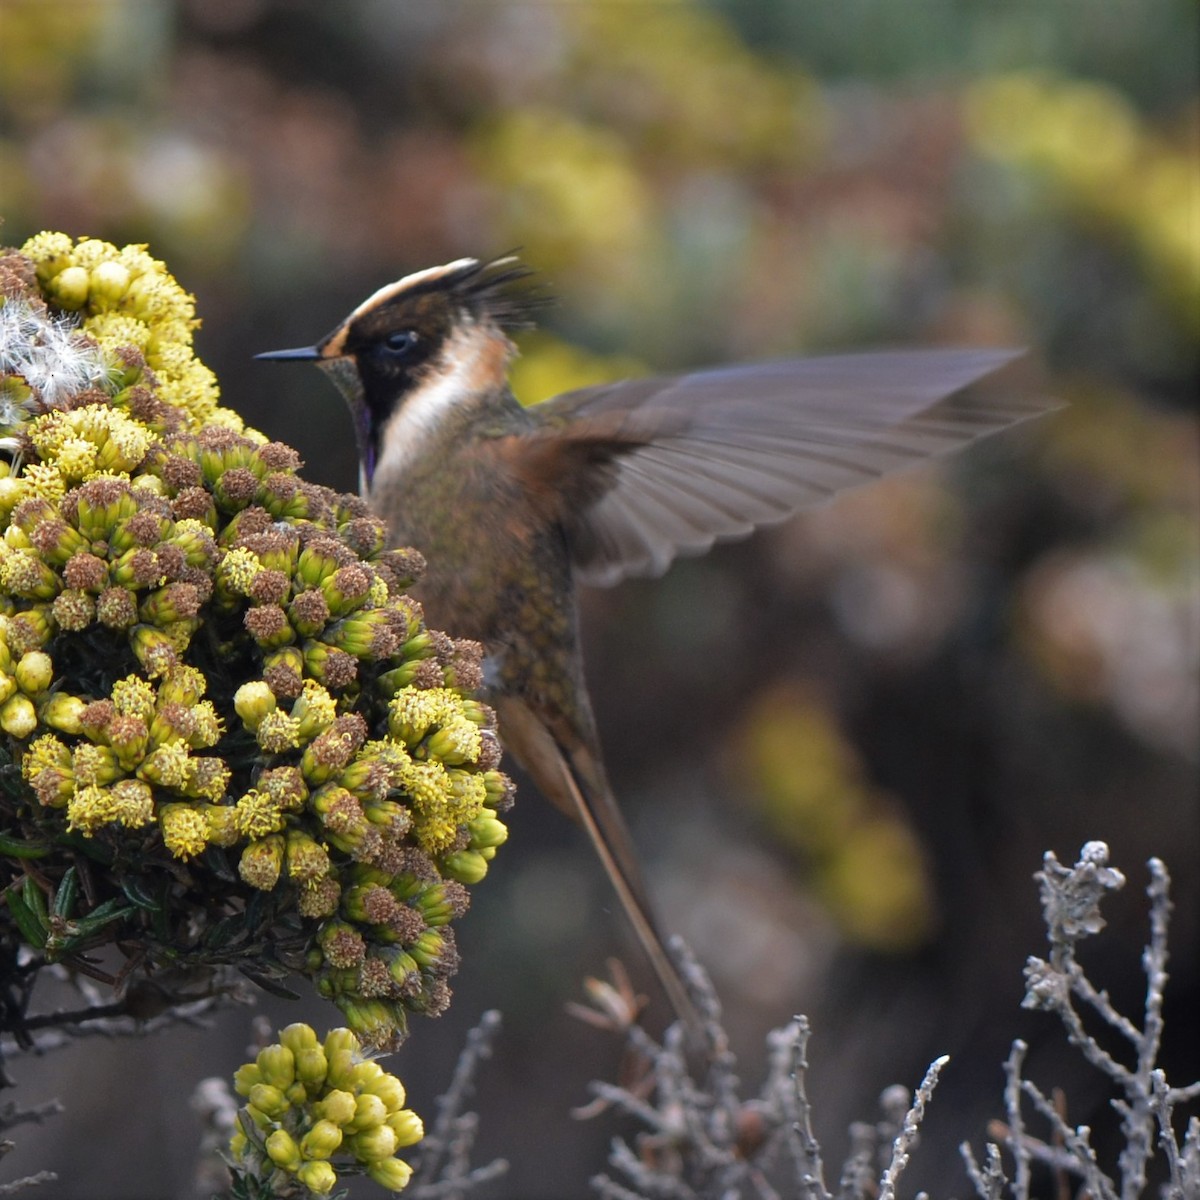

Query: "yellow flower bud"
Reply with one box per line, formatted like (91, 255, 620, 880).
(346, 1093, 387, 1134)
(324, 1047, 356, 1092)
(315, 1088, 357, 1128)
(350, 1122, 398, 1163)
(49, 265, 90, 309)
(323, 1027, 358, 1058)
(89, 260, 131, 305)
(248, 1082, 290, 1119)
(295, 1046, 329, 1092)
(1, 695, 38, 738)
(15, 651, 53, 695)
(41, 692, 86, 734)
(234, 680, 276, 730)
(348, 1060, 384, 1090)
(0, 673, 17, 706)
(242, 1104, 272, 1130)
(256, 1042, 296, 1088)
(361, 1073, 406, 1113)
(386, 1109, 424, 1148)
(300, 1118, 343, 1159)
(232, 1063, 263, 1097)
(278, 1022, 319, 1055)
(295, 1160, 338, 1195)
(265, 1128, 302, 1171)
(366, 1156, 413, 1192)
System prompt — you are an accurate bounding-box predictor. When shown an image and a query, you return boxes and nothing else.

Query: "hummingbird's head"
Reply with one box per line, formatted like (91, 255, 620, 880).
(257, 256, 541, 487)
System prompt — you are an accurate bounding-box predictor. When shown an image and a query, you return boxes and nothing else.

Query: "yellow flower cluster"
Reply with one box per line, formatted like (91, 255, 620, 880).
(0, 239, 514, 1047)
(18, 231, 243, 429)
(230, 1023, 423, 1196)
(965, 73, 1199, 328)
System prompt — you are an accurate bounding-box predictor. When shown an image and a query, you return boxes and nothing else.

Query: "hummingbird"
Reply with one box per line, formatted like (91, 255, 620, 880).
(258, 256, 1051, 1023)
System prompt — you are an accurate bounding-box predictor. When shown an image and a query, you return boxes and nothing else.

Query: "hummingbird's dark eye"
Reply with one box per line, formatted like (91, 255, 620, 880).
(382, 330, 418, 357)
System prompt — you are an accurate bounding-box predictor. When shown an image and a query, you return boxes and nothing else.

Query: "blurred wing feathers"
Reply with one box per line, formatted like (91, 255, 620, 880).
(523, 349, 1052, 586)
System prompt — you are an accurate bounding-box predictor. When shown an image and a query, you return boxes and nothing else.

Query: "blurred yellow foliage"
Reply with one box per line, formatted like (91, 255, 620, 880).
(565, 2, 825, 170)
(0, 3, 102, 112)
(473, 108, 654, 278)
(966, 72, 1200, 328)
(736, 686, 936, 951)
(509, 331, 645, 408)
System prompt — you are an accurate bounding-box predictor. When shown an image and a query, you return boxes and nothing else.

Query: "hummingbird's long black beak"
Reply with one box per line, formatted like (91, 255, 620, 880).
(254, 346, 322, 361)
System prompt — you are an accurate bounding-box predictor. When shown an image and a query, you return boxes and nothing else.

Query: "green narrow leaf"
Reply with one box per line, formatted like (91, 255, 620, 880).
(121, 876, 164, 912)
(238, 964, 301, 1000)
(0, 830, 51, 859)
(52, 866, 79, 918)
(20, 876, 50, 929)
(4, 887, 48, 949)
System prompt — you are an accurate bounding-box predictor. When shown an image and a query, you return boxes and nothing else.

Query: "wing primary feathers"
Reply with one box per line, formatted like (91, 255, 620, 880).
(534, 349, 1058, 586)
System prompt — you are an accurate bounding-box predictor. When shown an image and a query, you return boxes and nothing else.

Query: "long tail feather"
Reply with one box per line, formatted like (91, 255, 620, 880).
(497, 696, 701, 1030)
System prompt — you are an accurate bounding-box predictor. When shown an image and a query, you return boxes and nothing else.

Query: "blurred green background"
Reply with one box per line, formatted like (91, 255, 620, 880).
(2, 1, 1197, 1197)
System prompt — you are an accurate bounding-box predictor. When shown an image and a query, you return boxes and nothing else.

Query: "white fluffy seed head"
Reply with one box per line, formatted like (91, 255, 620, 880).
(0, 298, 114, 407)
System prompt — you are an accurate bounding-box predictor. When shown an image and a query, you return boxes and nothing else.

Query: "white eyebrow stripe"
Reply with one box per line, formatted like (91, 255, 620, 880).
(344, 259, 481, 325)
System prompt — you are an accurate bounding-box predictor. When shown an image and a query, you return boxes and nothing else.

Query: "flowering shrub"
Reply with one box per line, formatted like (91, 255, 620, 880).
(0, 233, 513, 1050)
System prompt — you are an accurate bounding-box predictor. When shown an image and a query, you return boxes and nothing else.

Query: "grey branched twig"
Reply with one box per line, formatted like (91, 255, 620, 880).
(0, 1169, 58, 1195)
(878, 1056, 949, 1200)
(409, 1009, 508, 1200)
(963, 841, 1198, 1200)
(0, 1101, 62, 1194)
(577, 947, 948, 1200)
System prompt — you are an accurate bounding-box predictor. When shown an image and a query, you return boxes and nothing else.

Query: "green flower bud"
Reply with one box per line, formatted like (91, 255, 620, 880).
(366, 1156, 413, 1192)
(408, 929, 445, 970)
(468, 814, 508, 850)
(299, 1118, 343, 1160)
(296, 544, 341, 589)
(295, 1160, 338, 1195)
(0, 674, 15, 706)
(439, 849, 489, 885)
(265, 1128, 302, 1171)
(323, 608, 398, 658)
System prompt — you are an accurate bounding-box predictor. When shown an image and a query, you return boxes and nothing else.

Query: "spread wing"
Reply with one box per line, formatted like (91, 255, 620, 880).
(511, 348, 1054, 587)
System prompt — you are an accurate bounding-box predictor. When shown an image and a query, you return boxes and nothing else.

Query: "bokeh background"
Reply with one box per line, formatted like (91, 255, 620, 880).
(2, 1, 1197, 1197)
